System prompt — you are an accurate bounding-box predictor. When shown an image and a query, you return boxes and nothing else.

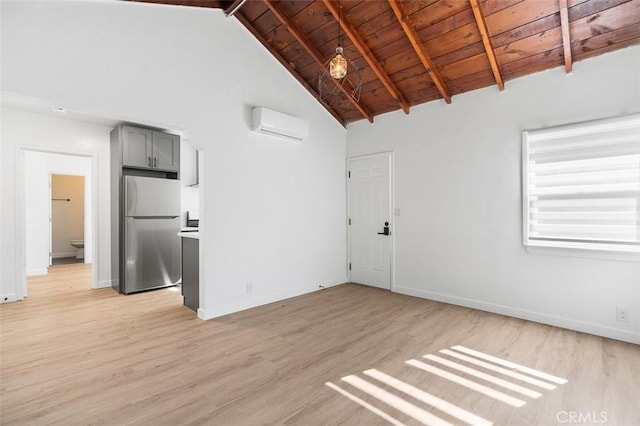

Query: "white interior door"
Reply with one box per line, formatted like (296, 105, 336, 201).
(348, 153, 392, 289)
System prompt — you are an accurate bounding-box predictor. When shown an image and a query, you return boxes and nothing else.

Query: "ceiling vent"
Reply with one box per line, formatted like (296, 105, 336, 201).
(251, 107, 309, 142)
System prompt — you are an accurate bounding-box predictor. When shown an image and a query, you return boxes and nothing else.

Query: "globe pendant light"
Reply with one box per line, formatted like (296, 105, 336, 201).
(329, 0, 347, 80)
(330, 47, 348, 79)
(318, 0, 362, 108)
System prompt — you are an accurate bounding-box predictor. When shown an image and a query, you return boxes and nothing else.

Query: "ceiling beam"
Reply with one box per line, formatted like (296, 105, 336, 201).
(224, 0, 248, 17)
(558, 0, 573, 73)
(469, 0, 505, 91)
(322, 0, 411, 114)
(388, 0, 452, 104)
(235, 12, 346, 127)
(262, 0, 373, 123)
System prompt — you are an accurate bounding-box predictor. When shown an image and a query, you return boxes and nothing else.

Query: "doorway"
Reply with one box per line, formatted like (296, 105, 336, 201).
(50, 174, 86, 266)
(21, 149, 97, 297)
(347, 152, 393, 290)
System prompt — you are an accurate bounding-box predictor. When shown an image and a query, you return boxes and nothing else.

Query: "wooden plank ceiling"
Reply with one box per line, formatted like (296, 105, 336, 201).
(133, 0, 640, 126)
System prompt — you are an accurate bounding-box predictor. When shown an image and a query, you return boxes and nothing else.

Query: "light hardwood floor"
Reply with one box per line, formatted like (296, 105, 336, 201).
(1, 264, 639, 425)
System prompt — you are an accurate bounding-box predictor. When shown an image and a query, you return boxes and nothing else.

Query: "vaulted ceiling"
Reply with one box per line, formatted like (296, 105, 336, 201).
(132, 0, 640, 126)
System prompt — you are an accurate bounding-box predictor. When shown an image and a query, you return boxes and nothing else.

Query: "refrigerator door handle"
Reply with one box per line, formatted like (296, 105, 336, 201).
(125, 178, 135, 217)
(124, 218, 136, 294)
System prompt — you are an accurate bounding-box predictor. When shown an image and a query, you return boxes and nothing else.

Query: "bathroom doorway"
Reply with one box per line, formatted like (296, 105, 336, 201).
(50, 174, 85, 265)
(22, 150, 95, 294)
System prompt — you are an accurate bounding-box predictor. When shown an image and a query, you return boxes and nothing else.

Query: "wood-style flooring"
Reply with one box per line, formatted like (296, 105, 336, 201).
(1, 264, 639, 425)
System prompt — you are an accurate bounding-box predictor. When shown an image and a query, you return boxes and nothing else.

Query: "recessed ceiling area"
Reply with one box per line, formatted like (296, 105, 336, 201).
(130, 0, 640, 126)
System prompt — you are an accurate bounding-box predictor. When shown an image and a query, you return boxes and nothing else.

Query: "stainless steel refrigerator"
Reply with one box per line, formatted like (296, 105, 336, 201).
(121, 175, 181, 294)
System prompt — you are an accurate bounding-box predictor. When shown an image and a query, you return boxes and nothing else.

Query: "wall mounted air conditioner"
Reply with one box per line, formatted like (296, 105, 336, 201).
(251, 107, 309, 142)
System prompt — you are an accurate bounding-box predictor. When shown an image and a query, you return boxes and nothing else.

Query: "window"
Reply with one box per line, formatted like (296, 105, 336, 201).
(522, 114, 640, 255)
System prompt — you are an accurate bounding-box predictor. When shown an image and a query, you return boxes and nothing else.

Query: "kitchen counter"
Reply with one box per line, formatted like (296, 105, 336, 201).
(177, 231, 199, 239)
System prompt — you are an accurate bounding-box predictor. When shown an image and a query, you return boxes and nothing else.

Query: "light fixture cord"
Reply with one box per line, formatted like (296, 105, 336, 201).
(337, 0, 342, 48)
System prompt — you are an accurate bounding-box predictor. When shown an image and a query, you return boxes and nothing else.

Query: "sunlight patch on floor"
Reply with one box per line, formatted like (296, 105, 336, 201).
(451, 345, 568, 384)
(422, 354, 543, 398)
(341, 375, 455, 426)
(325, 382, 406, 426)
(362, 369, 492, 426)
(326, 345, 568, 425)
(438, 349, 556, 390)
(405, 359, 527, 407)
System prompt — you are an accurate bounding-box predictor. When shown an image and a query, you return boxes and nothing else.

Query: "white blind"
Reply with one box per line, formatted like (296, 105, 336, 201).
(523, 114, 640, 253)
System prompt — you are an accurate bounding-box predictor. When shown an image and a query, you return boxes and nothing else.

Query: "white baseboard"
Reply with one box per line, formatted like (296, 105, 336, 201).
(393, 285, 640, 345)
(1, 293, 20, 303)
(52, 251, 76, 258)
(27, 268, 48, 276)
(198, 277, 347, 321)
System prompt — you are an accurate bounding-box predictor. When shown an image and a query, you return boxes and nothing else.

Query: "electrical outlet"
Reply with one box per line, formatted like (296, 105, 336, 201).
(616, 307, 629, 322)
(246, 283, 253, 295)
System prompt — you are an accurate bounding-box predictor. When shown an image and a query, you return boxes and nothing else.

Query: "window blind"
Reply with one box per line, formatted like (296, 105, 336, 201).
(523, 114, 640, 254)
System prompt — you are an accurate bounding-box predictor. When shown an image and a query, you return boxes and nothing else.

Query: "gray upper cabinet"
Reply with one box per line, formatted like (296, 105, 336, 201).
(121, 125, 180, 173)
(153, 132, 180, 172)
(122, 126, 153, 169)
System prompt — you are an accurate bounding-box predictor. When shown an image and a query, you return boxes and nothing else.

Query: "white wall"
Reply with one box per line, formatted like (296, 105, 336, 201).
(1, 108, 112, 297)
(347, 46, 640, 344)
(24, 152, 50, 276)
(24, 154, 92, 275)
(1, 1, 347, 315)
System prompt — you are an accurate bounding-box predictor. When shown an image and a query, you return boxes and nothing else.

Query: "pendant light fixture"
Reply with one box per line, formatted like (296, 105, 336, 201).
(329, 47, 348, 79)
(329, 1, 348, 79)
(318, 0, 362, 108)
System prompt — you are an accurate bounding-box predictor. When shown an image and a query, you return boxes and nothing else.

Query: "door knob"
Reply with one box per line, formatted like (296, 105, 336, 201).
(377, 221, 390, 235)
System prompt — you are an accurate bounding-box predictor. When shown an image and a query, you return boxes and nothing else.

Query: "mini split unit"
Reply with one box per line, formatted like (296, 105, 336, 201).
(251, 107, 309, 142)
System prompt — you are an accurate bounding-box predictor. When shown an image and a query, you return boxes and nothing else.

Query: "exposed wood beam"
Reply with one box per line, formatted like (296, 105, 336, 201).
(388, 0, 452, 104)
(469, 0, 505, 91)
(235, 12, 346, 127)
(224, 0, 248, 17)
(262, 0, 373, 123)
(558, 0, 573, 73)
(322, 0, 411, 114)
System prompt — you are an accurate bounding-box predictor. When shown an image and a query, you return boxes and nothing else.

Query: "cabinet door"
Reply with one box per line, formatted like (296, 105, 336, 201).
(122, 126, 153, 169)
(182, 237, 199, 311)
(153, 132, 180, 172)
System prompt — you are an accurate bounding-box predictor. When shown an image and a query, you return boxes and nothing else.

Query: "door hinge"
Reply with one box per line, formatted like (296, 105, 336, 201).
(348, 218, 351, 225)
(349, 262, 351, 271)
(348, 170, 351, 178)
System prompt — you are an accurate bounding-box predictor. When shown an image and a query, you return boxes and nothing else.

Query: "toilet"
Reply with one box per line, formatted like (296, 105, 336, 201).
(69, 240, 84, 259)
